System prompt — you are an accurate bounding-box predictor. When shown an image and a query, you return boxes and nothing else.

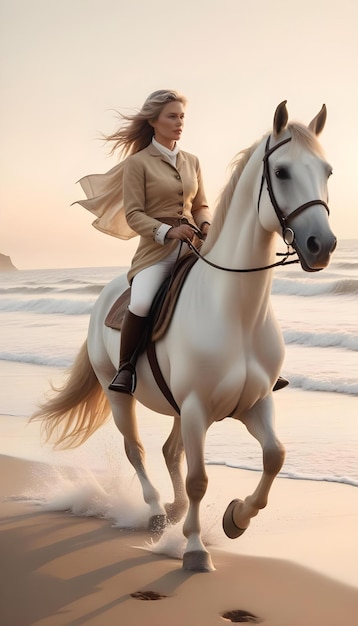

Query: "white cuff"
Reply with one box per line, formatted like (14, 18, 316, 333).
(154, 223, 172, 245)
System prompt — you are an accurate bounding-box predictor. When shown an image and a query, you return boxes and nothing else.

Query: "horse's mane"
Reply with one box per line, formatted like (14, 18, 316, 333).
(201, 122, 325, 255)
(201, 140, 260, 254)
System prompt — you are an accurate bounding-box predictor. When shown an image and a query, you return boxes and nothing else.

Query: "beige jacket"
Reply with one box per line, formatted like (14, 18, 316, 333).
(76, 144, 211, 282)
(124, 144, 211, 281)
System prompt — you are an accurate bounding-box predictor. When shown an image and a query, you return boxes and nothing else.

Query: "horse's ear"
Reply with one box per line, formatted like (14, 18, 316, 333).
(308, 104, 327, 135)
(273, 101, 289, 137)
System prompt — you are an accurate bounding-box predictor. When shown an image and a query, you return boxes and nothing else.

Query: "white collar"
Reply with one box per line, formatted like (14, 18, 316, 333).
(152, 137, 180, 162)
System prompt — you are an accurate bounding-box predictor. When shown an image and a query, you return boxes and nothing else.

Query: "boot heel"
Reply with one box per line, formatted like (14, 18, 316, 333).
(273, 376, 289, 392)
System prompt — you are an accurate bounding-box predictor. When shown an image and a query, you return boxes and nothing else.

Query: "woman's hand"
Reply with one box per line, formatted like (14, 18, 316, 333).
(166, 225, 196, 242)
(201, 222, 210, 238)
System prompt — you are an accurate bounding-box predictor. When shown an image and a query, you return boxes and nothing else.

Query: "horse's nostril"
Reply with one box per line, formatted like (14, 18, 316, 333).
(307, 236, 320, 254)
(331, 238, 337, 254)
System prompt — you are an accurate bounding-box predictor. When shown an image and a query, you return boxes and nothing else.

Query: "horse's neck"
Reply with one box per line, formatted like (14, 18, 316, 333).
(207, 154, 276, 276)
(194, 146, 277, 319)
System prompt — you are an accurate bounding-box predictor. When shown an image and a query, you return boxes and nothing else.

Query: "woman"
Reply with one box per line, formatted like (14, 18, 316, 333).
(78, 90, 212, 394)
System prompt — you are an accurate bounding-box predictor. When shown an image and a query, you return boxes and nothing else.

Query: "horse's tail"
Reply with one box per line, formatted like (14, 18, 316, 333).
(30, 341, 111, 449)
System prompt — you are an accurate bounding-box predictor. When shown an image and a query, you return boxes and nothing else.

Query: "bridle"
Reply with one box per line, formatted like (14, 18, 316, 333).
(258, 135, 330, 246)
(187, 134, 330, 273)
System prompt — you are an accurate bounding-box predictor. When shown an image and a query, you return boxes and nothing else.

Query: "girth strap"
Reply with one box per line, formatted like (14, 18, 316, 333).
(147, 341, 181, 415)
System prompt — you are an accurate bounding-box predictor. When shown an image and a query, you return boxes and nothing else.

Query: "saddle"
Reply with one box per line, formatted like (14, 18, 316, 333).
(105, 251, 198, 341)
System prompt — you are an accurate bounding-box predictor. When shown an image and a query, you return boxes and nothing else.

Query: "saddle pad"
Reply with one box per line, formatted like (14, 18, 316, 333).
(104, 253, 198, 339)
(104, 288, 130, 330)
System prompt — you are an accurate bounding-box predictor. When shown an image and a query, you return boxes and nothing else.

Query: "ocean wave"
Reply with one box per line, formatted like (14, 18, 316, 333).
(331, 279, 358, 296)
(272, 277, 358, 297)
(283, 329, 358, 351)
(334, 261, 358, 271)
(287, 374, 358, 396)
(0, 286, 54, 295)
(63, 285, 104, 295)
(0, 284, 104, 296)
(0, 298, 93, 315)
(3, 280, 356, 316)
(0, 351, 72, 368)
(206, 461, 358, 487)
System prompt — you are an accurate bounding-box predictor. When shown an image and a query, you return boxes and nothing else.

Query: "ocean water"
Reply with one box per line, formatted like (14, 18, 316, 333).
(0, 239, 357, 492)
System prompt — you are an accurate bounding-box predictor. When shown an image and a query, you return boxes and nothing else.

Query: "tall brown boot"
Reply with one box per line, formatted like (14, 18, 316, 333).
(108, 308, 148, 394)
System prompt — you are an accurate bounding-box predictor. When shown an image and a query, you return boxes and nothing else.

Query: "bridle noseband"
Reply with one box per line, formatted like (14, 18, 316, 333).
(186, 133, 330, 273)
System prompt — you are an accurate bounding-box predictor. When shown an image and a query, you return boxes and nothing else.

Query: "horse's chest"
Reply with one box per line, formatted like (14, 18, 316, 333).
(168, 296, 284, 414)
(179, 323, 283, 413)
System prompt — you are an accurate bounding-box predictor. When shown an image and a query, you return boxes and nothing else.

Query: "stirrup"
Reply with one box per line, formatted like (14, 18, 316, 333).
(273, 376, 289, 392)
(108, 363, 137, 394)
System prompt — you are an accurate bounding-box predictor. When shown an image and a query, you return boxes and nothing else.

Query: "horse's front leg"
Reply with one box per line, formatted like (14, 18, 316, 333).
(223, 396, 285, 538)
(181, 396, 214, 572)
(109, 391, 167, 533)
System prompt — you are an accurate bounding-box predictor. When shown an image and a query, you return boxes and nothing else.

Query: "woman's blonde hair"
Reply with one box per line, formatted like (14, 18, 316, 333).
(104, 90, 187, 158)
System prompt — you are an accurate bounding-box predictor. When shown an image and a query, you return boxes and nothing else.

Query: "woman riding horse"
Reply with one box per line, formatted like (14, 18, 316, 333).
(76, 89, 288, 394)
(32, 101, 336, 571)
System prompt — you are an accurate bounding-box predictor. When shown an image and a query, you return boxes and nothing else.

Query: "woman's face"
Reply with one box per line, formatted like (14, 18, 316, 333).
(151, 101, 185, 149)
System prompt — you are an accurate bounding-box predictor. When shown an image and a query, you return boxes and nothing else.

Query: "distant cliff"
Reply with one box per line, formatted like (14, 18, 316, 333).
(0, 254, 17, 271)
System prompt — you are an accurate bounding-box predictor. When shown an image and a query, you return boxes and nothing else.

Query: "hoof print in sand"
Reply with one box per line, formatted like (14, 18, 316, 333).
(131, 590, 167, 601)
(221, 609, 262, 623)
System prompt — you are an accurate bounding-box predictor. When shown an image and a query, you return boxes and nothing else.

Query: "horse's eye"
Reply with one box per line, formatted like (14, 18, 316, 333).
(274, 168, 289, 180)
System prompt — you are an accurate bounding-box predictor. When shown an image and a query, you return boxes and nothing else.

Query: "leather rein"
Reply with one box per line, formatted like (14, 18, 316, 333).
(187, 135, 330, 273)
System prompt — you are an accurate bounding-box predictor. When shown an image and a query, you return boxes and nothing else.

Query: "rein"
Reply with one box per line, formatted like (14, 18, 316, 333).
(186, 240, 299, 273)
(186, 134, 329, 274)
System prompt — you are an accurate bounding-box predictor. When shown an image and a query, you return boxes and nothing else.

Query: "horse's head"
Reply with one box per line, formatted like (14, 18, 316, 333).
(258, 101, 337, 272)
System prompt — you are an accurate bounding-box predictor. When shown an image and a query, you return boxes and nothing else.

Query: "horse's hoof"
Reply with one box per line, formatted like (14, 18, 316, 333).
(148, 514, 167, 534)
(164, 501, 187, 525)
(222, 499, 248, 539)
(183, 550, 215, 572)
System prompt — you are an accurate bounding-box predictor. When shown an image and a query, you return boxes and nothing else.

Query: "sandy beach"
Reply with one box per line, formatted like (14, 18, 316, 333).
(0, 363, 357, 625)
(1, 398, 358, 626)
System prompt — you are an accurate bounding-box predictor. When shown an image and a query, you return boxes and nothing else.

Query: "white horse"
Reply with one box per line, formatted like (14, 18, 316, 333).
(32, 101, 336, 572)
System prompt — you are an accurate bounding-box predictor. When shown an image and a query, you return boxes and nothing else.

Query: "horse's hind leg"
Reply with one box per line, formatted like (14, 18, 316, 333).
(223, 397, 285, 538)
(110, 392, 167, 533)
(162, 417, 188, 524)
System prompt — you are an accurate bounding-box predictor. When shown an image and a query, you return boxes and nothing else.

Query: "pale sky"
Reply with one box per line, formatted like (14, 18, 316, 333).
(1, 0, 357, 269)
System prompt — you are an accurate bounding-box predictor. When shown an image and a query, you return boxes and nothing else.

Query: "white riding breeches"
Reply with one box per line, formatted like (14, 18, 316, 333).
(129, 243, 187, 317)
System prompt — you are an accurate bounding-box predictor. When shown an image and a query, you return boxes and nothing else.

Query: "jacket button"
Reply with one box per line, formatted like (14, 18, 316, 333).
(176, 174, 181, 180)
(179, 202, 184, 207)
(178, 191, 183, 196)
